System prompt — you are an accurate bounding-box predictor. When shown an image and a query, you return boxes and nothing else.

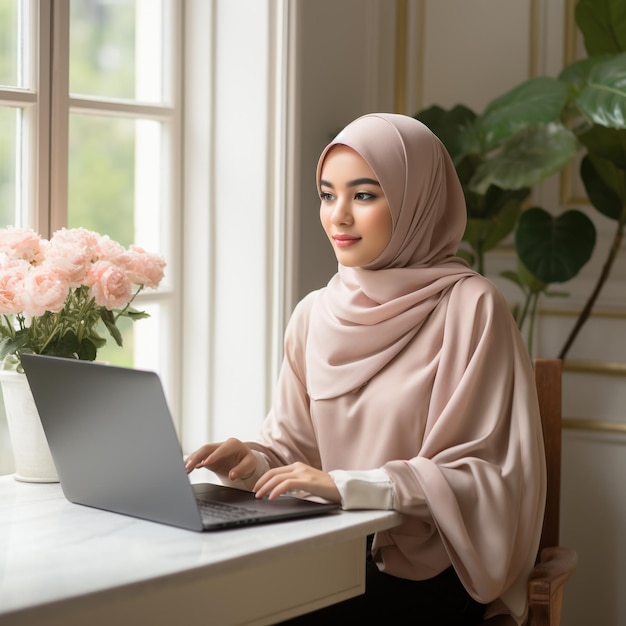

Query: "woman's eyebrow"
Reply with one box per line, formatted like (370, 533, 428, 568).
(320, 177, 381, 188)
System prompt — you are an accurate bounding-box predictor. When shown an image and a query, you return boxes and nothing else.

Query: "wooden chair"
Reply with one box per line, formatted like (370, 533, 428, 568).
(480, 359, 577, 626)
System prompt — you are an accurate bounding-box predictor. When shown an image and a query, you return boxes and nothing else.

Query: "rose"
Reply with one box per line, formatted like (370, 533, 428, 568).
(125, 245, 166, 288)
(42, 227, 101, 286)
(86, 260, 133, 309)
(0, 260, 29, 315)
(95, 234, 128, 265)
(21, 266, 70, 317)
(0, 226, 43, 264)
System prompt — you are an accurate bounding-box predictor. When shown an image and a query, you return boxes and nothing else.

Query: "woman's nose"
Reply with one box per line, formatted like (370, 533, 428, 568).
(331, 198, 353, 225)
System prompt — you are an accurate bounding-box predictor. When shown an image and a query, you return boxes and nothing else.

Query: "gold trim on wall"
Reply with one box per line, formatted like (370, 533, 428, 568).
(563, 0, 578, 64)
(564, 359, 626, 377)
(395, 0, 408, 114)
(560, 0, 590, 206)
(563, 418, 626, 435)
(394, 0, 425, 115)
(395, 0, 541, 114)
(540, 307, 626, 320)
(529, 0, 540, 77)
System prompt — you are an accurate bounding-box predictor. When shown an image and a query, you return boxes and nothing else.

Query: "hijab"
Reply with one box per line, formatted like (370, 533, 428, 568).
(307, 113, 477, 400)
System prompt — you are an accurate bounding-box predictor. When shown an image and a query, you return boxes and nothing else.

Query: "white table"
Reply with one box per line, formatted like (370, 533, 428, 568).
(0, 475, 402, 626)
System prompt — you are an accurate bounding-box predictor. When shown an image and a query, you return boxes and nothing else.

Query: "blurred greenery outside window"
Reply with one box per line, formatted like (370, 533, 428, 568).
(0, 0, 177, 370)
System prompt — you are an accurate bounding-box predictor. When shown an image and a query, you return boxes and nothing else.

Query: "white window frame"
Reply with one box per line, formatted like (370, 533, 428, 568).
(1, 0, 184, 422)
(180, 0, 293, 452)
(2, 0, 293, 457)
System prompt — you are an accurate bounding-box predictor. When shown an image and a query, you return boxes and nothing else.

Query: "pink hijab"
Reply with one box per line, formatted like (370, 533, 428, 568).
(307, 113, 476, 400)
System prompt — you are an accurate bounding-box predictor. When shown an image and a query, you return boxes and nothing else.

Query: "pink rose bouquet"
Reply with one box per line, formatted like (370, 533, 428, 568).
(0, 226, 166, 365)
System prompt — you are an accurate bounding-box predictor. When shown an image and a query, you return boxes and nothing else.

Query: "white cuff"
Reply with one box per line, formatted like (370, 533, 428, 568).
(329, 468, 396, 510)
(217, 450, 270, 492)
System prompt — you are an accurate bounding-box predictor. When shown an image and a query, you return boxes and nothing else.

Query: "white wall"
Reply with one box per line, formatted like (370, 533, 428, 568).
(289, 0, 396, 304)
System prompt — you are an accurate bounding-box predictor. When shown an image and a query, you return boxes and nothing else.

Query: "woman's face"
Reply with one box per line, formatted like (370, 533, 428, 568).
(319, 146, 393, 268)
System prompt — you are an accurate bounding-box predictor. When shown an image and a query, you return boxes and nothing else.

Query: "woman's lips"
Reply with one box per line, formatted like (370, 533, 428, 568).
(333, 235, 361, 248)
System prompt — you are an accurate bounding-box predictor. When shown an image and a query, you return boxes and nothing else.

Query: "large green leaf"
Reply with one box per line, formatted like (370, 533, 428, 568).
(473, 77, 569, 152)
(463, 205, 521, 255)
(414, 105, 476, 164)
(515, 207, 596, 284)
(515, 261, 548, 294)
(559, 55, 612, 92)
(470, 123, 578, 193)
(576, 0, 626, 55)
(482, 200, 522, 252)
(575, 52, 626, 128)
(580, 154, 626, 220)
(578, 124, 626, 168)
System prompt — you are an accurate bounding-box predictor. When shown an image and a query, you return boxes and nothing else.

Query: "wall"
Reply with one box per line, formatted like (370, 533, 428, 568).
(289, 0, 396, 303)
(291, 1, 626, 624)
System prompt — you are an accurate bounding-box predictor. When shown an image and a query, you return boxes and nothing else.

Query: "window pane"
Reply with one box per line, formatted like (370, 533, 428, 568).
(69, 0, 165, 103)
(68, 113, 135, 246)
(0, 0, 19, 87)
(0, 107, 17, 226)
(67, 113, 166, 367)
(67, 113, 164, 249)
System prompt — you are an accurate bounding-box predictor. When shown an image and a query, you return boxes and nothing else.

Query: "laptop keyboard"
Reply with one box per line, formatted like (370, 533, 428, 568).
(196, 499, 262, 522)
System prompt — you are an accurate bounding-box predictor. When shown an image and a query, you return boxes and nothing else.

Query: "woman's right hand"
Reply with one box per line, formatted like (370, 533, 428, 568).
(184, 437, 258, 482)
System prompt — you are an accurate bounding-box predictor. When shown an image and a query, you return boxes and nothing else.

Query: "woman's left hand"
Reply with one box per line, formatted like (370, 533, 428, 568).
(253, 462, 341, 504)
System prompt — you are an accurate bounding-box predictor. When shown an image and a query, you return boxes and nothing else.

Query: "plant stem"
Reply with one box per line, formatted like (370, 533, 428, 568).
(114, 284, 144, 322)
(558, 207, 626, 360)
(517, 288, 532, 331)
(527, 291, 540, 358)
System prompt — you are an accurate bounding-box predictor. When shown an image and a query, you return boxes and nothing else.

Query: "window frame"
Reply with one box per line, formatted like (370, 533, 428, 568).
(2, 0, 292, 457)
(0, 0, 184, 423)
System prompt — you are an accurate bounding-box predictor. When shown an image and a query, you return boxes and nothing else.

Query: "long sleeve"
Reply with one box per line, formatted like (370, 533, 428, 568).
(329, 468, 395, 509)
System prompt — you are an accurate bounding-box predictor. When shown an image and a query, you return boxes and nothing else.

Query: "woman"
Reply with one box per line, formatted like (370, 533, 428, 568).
(186, 113, 546, 625)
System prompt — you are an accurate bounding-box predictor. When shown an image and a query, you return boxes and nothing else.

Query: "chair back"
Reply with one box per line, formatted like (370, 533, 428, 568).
(533, 359, 562, 555)
(481, 359, 574, 626)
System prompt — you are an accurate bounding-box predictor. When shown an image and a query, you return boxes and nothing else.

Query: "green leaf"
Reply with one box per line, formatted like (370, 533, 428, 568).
(414, 104, 476, 163)
(121, 308, 150, 321)
(515, 207, 597, 284)
(559, 55, 613, 92)
(99, 309, 124, 347)
(473, 77, 570, 151)
(482, 201, 522, 251)
(470, 124, 578, 193)
(544, 290, 570, 299)
(575, 0, 626, 56)
(456, 248, 474, 266)
(580, 154, 626, 220)
(75, 339, 98, 362)
(517, 260, 548, 293)
(463, 218, 492, 249)
(578, 124, 626, 169)
(500, 270, 526, 291)
(0, 335, 28, 361)
(575, 52, 626, 128)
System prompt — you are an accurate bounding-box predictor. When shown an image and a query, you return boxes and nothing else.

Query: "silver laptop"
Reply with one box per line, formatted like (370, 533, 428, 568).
(20, 354, 339, 531)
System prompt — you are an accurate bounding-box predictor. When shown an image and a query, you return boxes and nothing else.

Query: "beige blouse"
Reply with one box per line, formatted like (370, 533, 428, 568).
(248, 273, 546, 624)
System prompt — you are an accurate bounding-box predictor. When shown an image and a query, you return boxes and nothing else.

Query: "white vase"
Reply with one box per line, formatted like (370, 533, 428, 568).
(0, 368, 59, 482)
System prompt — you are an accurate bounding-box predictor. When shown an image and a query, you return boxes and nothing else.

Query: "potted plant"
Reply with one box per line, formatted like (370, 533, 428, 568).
(415, 0, 626, 358)
(0, 226, 166, 481)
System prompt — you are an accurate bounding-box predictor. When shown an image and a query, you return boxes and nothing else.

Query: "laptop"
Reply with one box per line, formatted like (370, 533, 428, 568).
(20, 353, 339, 531)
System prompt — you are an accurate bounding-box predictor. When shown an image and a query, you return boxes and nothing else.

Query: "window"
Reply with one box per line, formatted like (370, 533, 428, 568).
(1, 0, 290, 469)
(0, 0, 181, 411)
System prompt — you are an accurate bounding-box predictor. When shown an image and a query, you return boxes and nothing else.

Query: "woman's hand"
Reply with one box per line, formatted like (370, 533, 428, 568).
(184, 438, 257, 482)
(253, 462, 341, 504)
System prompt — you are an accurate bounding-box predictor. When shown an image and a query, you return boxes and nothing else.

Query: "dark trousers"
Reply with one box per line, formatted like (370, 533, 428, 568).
(277, 537, 486, 625)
